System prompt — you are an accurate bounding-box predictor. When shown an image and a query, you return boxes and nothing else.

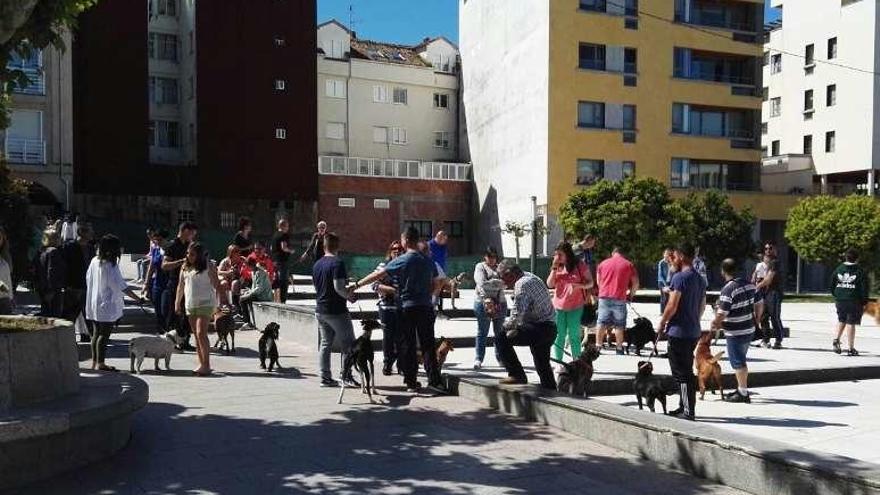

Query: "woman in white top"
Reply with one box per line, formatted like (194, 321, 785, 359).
(0, 227, 13, 314)
(176, 242, 220, 376)
(85, 235, 143, 371)
(473, 246, 507, 370)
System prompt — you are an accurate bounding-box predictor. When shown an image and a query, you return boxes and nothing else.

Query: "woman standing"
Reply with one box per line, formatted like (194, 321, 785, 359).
(0, 227, 14, 314)
(36, 228, 66, 317)
(547, 241, 593, 363)
(85, 235, 143, 371)
(372, 240, 404, 375)
(176, 242, 220, 376)
(473, 246, 507, 370)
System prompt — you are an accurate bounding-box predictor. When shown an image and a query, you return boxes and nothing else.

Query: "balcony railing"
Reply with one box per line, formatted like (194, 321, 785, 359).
(4, 137, 46, 164)
(674, 68, 754, 86)
(8, 67, 45, 95)
(319, 155, 471, 182)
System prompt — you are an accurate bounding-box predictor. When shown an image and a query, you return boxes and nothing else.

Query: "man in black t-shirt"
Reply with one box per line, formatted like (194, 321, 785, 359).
(233, 217, 254, 257)
(312, 232, 355, 387)
(272, 219, 296, 303)
(756, 241, 785, 349)
(162, 222, 197, 349)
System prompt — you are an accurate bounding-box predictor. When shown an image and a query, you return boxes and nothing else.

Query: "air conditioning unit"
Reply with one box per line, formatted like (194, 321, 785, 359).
(373, 199, 390, 209)
(338, 197, 355, 208)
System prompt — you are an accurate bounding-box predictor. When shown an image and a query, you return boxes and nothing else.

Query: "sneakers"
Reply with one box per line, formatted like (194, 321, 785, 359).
(762, 340, 772, 349)
(382, 363, 393, 376)
(832, 339, 842, 354)
(772, 342, 783, 350)
(723, 390, 751, 403)
(473, 360, 482, 370)
(499, 376, 527, 385)
(847, 348, 860, 357)
(320, 378, 339, 388)
(615, 349, 625, 356)
(405, 381, 422, 393)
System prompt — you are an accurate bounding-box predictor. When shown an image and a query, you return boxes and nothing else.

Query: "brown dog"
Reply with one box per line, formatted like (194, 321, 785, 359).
(694, 331, 723, 400)
(211, 306, 236, 354)
(552, 344, 601, 397)
(436, 336, 455, 368)
(865, 300, 880, 324)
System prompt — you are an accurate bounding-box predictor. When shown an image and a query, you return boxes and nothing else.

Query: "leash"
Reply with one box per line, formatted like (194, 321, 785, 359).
(627, 301, 661, 361)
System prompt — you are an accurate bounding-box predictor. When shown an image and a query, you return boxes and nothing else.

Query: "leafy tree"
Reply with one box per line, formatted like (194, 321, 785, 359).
(558, 178, 672, 266)
(0, 158, 33, 285)
(786, 195, 880, 270)
(665, 190, 756, 267)
(0, 0, 97, 128)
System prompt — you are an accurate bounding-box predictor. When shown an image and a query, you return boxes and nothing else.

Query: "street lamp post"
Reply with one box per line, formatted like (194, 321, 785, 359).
(530, 196, 537, 273)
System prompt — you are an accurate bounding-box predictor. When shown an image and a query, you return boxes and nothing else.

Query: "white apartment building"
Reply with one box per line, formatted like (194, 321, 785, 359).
(762, 0, 879, 197)
(316, 20, 468, 181)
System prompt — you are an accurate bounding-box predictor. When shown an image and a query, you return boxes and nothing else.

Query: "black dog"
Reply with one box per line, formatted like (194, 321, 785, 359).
(552, 344, 601, 397)
(338, 319, 382, 404)
(258, 322, 281, 371)
(633, 361, 667, 414)
(625, 317, 658, 356)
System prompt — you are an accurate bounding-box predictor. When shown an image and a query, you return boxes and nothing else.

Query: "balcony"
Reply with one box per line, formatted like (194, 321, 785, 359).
(674, 0, 759, 33)
(3, 137, 46, 164)
(671, 103, 758, 148)
(319, 155, 471, 182)
(8, 67, 45, 95)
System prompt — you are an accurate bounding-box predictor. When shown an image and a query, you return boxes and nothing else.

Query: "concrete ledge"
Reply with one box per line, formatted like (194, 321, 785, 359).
(0, 372, 149, 490)
(448, 375, 880, 495)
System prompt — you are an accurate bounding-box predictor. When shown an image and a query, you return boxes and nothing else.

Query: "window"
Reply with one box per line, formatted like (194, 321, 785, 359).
(148, 33, 178, 62)
(177, 209, 194, 224)
(625, 18, 638, 29)
(624, 48, 637, 74)
(771, 140, 780, 156)
(622, 161, 635, 178)
(148, 77, 178, 104)
(325, 79, 346, 98)
(372, 126, 388, 143)
(275, 79, 286, 91)
(805, 44, 814, 65)
(433, 93, 449, 109)
(392, 87, 408, 105)
(149, 120, 180, 148)
(391, 127, 407, 145)
(274, 36, 286, 47)
(670, 158, 690, 188)
(373, 85, 388, 103)
(804, 89, 814, 111)
(671, 159, 759, 191)
(803, 135, 813, 154)
(373, 199, 390, 209)
(762, 87, 769, 102)
(579, 43, 606, 70)
(771, 54, 782, 74)
(761, 122, 767, 135)
(828, 37, 838, 60)
(827, 84, 837, 106)
(624, 0, 638, 16)
(326, 122, 345, 140)
(338, 198, 355, 208)
(404, 220, 433, 240)
(770, 97, 781, 117)
(275, 128, 286, 140)
(157, 0, 176, 16)
(577, 101, 605, 128)
(826, 131, 835, 152)
(445, 221, 464, 238)
(433, 131, 450, 149)
(220, 212, 236, 229)
(623, 105, 636, 130)
(579, 0, 607, 12)
(325, 39, 345, 59)
(576, 159, 605, 186)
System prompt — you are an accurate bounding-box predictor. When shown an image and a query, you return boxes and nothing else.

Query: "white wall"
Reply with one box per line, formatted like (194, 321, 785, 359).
(763, 0, 879, 176)
(460, 0, 550, 257)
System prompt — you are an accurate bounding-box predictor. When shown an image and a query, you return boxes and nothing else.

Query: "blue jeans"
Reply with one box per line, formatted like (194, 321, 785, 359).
(316, 312, 354, 381)
(762, 290, 784, 344)
(726, 333, 751, 369)
(597, 298, 627, 328)
(474, 300, 505, 363)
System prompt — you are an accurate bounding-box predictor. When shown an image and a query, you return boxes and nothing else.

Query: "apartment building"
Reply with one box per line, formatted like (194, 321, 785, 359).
(762, 0, 879, 197)
(317, 20, 472, 253)
(71, 0, 317, 237)
(461, 0, 799, 257)
(1, 38, 74, 213)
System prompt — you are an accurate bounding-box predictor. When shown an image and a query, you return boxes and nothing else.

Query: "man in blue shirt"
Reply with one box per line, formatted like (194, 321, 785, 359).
(656, 242, 707, 420)
(312, 232, 356, 388)
(353, 227, 444, 393)
(428, 231, 448, 272)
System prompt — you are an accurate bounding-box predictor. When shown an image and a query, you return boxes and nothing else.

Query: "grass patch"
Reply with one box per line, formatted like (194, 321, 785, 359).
(0, 317, 55, 334)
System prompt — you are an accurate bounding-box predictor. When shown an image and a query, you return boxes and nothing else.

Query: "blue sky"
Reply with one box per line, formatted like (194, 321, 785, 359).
(318, 0, 778, 45)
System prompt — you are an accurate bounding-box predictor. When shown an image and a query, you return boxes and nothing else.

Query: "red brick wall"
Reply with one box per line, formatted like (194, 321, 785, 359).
(318, 176, 472, 254)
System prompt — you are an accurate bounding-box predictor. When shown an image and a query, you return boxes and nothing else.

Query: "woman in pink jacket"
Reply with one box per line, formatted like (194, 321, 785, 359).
(546, 241, 593, 362)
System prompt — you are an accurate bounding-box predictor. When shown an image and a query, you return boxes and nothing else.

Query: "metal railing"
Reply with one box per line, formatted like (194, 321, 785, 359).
(8, 67, 45, 95)
(3, 137, 46, 164)
(674, 67, 754, 85)
(319, 155, 471, 182)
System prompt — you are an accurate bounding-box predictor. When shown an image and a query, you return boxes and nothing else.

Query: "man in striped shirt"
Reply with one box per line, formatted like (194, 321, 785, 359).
(710, 258, 764, 403)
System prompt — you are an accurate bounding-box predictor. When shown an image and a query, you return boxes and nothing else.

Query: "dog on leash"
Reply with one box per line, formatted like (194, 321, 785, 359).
(211, 305, 236, 354)
(258, 322, 281, 371)
(633, 361, 668, 414)
(338, 319, 382, 404)
(443, 272, 469, 310)
(625, 317, 658, 356)
(129, 330, 183, 374)
(436, 336, 455, 368)
(695, 331, 724, 400)
(552, 344, 601, 397)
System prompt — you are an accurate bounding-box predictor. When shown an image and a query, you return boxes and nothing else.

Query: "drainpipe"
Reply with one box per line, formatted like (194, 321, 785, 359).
(530, 196, 537, 273)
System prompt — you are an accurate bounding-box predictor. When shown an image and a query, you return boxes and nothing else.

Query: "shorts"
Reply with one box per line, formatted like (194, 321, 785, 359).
(836, 300, 864, 325)
(725, 333, 751, 369)
(186, 306, 215, 318)
(597, 298, 627, 328)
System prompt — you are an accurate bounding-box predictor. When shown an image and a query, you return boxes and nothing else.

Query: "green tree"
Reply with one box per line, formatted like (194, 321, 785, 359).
(0, 158, 33, 285)
(557, 178, 672, 266)
(666, 190, 756, 267)
(786, 195, 880, 270)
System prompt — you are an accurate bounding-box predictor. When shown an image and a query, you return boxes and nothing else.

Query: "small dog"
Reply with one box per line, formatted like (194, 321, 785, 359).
(552, 344, 601, 397)
(436, 336, 455, 368)
(633, 361, 668, 414)
(443, 272, 469, 310)
(339, 319, 382, 404)
(211, 306, 236, 354)
(865, 300, 880, 324)
(258, 322, 281, 371)
(695, 331, 724, 400)
(129, 330, 182, 374)
(625, 317, 658, 356)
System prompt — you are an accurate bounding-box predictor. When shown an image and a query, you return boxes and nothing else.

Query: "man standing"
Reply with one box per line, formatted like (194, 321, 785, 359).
(312, 232, 356, 388)
(657, 243, 707, 420)
(428, 231, 449, 273)
(62, 224, 95, 342)
(710, 258, 763, 404)
(272, 219, 296, 303)
(161, 222, 197, 351)
(831, 249, 869, 357)
(596, 247, 639, 355)
(756, 241, 784, 349)
(300, 221, 328, 265)
(352, 227, 444, 393)
(657, 248, 673, 313)
(492, 260, 557, 390)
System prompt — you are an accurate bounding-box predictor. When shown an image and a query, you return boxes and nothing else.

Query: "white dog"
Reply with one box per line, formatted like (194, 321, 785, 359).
(129, 330, 183, 374)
